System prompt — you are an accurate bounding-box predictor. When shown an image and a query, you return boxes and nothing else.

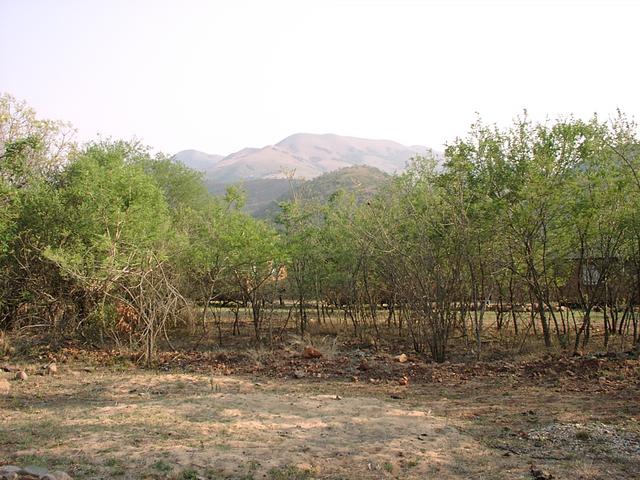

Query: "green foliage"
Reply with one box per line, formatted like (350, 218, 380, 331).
(2, 92, 640, 359)
(0, 177, 17, 257)
(135, 152, 211, 212)
(44, 141, 171, 286)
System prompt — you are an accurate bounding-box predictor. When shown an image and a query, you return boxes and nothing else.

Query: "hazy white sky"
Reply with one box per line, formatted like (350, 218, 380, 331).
(1, 0, 639, 155)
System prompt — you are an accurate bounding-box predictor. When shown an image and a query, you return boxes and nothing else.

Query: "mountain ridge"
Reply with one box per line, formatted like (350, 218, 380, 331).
(175, 132, 432, 183)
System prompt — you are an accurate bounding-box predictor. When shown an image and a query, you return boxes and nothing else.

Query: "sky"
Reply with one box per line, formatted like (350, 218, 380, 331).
(1, 0, 639, 155)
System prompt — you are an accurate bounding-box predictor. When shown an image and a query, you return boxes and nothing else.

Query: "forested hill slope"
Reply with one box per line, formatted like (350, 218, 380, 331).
(205, 178, 303, 217)
(253, 165, 390, 219)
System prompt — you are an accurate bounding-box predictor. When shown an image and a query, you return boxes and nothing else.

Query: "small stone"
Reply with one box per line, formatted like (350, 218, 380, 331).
(394, 353, 408, 363)
(398, 375, 409, 386)
(15, 370, 28, 381)
(293, 370, 306, 379)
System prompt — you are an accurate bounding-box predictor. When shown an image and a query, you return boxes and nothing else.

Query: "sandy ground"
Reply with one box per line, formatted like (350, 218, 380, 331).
(1, 364, 639, 479)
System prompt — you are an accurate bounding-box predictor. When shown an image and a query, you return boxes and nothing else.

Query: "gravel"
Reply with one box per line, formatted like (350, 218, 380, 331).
(528, 422, 640, 458)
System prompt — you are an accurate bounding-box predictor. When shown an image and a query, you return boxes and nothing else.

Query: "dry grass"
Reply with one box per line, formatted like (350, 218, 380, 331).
(1, 358, 639, 480)
(1, 307, 639, 479)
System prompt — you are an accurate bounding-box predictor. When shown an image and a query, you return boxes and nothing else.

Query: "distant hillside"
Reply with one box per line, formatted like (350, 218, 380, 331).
(254, 165, 390, 219)
(173, 150, 224, 174)
(205, 178, 303, 216)
(176, 133, 431, 183)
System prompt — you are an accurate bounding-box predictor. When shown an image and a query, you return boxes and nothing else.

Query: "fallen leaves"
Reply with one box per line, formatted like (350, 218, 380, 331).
(10, 341, 637, 398)
(302, 346, 323, 359)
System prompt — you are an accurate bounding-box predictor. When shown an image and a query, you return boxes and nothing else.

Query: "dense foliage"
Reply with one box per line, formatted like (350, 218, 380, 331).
(2, 94, 640, 362)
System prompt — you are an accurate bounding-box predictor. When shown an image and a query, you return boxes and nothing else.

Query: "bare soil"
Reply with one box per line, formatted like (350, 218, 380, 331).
(1, 349, 639, 480)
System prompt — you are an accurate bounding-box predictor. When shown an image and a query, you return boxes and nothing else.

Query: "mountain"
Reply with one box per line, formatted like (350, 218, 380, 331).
(173, 149, 224, 174)
(175, 133, 434, 218)
(176, 133, 431, 183)
(253, 165, 390, 219)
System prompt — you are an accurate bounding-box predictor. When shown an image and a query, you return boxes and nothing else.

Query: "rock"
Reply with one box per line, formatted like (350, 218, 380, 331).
(15, 371, 28, 381)
(293, 369, 306, 379)
(43, 472, 73, 480)
(302, 346, 322, 359)
(22, 466, 50, 477)
(398, 375, 409, 386)
(0, 377, 10, 394)
(0, 466, 21, 476)
(394, 353, 408, 363)
(45, 363, 58, 375)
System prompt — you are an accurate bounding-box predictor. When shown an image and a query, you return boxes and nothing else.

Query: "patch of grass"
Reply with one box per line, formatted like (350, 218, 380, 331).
(104, 457, 126, 476)
(383, 461, 393, 472)
(14, 453, 49, 467)
(180, 468, 200, 480)
(405, 459, 419, 468)
(76, 465, 99, 476)
(576, 430, 591, 441)
(236, 474, 255, 480)
(152, 460, 173, 472)
(268, 465, 313, 480)
(230, 460, 260, 480)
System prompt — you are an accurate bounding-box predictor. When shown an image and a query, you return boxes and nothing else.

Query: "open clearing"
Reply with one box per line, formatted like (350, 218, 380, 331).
(1, 353, 639, 479)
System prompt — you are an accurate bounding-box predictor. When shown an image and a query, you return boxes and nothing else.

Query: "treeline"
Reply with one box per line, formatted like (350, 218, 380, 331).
(2, 94, 640, 362)
(0, 95, 281, 362)
(281, 113, 640, 360)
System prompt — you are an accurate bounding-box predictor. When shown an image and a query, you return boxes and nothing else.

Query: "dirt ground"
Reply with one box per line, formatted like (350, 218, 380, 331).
(1, 351, 640, 479)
